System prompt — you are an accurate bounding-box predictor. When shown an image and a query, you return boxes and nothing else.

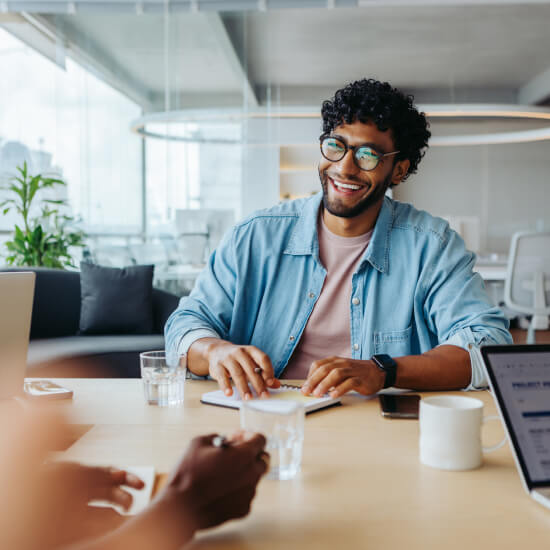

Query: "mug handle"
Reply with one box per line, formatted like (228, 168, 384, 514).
(482, 415, 507, 453)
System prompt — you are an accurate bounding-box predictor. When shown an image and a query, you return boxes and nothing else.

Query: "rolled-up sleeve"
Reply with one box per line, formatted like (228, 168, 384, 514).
(423, 228, 512, 390)
(439, 326, 512, 390)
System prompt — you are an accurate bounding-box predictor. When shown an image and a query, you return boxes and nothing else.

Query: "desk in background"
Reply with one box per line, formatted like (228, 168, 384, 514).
(48, 378, 550, 550)
(474, 263, 508, 282)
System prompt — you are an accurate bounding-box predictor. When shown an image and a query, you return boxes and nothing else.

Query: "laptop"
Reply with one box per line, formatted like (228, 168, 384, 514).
(482, 344, 550, 510)
(0, 272, 35, 399)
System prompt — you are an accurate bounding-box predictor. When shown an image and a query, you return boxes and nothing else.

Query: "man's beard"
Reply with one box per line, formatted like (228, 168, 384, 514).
(320, 169, 392, 219)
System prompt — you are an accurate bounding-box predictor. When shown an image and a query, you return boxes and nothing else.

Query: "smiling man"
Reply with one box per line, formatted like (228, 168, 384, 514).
(165, 78, 512, 399)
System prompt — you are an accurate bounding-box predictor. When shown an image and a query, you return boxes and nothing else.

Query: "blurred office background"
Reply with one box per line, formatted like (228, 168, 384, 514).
(1, 1, 549, 305)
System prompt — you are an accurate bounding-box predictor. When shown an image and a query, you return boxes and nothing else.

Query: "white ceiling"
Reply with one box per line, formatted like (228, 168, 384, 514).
(17, 3, 550, 110)
(239, 6, 550, 89)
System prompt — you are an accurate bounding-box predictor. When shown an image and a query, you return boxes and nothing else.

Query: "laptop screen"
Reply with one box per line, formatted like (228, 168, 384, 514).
(483, 345, 550, 488)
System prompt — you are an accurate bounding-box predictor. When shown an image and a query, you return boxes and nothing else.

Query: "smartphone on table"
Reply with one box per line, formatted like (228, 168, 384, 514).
(24, 380, 73, 400)
(379, 394, 420, 419)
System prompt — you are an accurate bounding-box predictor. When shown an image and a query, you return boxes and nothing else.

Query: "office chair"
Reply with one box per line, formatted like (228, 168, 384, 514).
(504, 231, 550, 344)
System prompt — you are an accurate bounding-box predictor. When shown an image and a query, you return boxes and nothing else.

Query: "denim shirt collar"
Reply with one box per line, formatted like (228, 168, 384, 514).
(283, 193, 323, 257)
(361, 196, 394, 274)
(284, 193, 394, 274)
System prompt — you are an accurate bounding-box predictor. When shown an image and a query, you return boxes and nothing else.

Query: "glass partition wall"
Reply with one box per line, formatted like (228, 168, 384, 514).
(1, 3, 550, 294)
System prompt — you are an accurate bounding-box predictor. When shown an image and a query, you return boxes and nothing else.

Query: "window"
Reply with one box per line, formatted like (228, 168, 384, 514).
(0, 27, 142, 235)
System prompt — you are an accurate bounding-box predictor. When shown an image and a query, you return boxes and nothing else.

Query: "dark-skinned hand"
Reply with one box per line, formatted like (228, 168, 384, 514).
(207, 341, 281, 399)
(301, 357, 385, 398)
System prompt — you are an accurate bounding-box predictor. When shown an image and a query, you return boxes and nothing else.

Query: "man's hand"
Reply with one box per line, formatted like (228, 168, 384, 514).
(40, 462, 145, 546)
(43, 462, 145, 512)
(72, 432, 270, 550)
(0, 401, 147, 550)
(159, 432, 269, 536)
(206, 340, 281, 399)
(301, 357, 385, 398)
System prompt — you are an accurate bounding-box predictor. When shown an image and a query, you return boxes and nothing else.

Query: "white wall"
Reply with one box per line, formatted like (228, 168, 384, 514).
(199, 142, 242, 215)
(240, 117, 321, 217)
(395, 140, 550, 254)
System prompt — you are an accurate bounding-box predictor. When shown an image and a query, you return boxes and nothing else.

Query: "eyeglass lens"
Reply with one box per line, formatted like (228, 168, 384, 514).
(321, 136, 380, 171)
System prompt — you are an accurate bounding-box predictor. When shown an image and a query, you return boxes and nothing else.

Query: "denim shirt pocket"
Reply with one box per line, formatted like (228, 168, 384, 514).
(373, 325, 413, 356)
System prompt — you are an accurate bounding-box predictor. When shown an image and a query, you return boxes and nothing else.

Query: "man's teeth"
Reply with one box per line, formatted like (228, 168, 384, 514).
(333, 180, 361, 191)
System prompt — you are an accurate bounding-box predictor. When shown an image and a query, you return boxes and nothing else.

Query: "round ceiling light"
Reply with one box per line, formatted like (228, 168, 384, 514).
(130, 104, 550, 146)
(423, 104, 550, 146)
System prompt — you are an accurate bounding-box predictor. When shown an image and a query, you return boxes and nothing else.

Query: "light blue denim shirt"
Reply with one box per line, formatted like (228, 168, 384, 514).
(165, 193, 512, 389)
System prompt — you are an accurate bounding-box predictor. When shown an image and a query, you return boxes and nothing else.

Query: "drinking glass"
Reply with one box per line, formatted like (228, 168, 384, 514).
(240, 400, 305, 480)
(140, 351, 186, 407)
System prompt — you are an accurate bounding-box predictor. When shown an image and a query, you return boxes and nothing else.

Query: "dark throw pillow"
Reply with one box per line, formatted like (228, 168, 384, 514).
(79, 262, 154, 335)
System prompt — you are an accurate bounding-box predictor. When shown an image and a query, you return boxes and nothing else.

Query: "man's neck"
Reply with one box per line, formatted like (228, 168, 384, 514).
(322, 198, 384, 237)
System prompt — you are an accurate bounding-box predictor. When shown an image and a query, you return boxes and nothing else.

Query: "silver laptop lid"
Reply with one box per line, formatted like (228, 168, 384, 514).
(482, 345, 550, 491)
(0, 272, 35, 399)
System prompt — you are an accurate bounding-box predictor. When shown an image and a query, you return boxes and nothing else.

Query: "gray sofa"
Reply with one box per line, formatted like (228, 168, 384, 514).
(1, 267, 180, 378)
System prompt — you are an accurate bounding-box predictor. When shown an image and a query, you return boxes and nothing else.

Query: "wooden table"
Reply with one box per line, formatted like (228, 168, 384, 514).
(51, 379, 550, 550)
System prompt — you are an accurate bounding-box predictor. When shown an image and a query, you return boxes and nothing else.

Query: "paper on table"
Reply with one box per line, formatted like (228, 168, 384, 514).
(201, 384, 341, 414)
(89, 466, 155, 516)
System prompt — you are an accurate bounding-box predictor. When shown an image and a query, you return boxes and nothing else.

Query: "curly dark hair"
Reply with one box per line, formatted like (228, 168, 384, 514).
(321, 79, 431, 181)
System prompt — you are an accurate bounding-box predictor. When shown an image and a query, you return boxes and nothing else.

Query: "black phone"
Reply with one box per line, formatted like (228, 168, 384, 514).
(379, 394, 420, 419)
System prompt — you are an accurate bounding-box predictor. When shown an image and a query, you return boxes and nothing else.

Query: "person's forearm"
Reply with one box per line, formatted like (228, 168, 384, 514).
(394, 345, 471, 390)
(188, 337, 224, 376)
(67, 495, 196, 550)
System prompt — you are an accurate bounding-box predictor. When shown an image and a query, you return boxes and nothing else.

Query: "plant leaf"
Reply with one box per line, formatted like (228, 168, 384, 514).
(32, 225, 43, 247)
(9, 183, 25, 202)
(28, 175, 41, 203)
(4, 163, 87, 267)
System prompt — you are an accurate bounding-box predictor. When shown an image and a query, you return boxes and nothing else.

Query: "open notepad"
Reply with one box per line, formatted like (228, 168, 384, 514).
(201, 384, 341, 414)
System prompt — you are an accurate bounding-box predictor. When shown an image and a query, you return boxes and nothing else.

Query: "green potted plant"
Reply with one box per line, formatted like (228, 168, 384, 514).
(1, 162, 86, 268)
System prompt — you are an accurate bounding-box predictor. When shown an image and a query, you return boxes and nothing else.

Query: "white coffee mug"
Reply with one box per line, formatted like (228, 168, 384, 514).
(419, 395, 506, 471)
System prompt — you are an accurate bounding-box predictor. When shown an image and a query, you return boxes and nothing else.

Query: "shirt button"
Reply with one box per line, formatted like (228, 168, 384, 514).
(289, 336, 295, 341)
(308, 292, 315, 299)
(353, 343, 359, 351)
(352, 297, 360, 305)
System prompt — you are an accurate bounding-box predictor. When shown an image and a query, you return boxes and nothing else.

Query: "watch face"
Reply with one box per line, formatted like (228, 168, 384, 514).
(374, 354, 395, 368)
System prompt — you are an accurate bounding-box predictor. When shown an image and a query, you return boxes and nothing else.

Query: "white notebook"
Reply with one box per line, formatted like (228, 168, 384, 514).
(201, 384, 341, 414)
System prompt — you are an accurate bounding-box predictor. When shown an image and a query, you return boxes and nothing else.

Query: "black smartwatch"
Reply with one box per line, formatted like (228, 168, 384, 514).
(371, 354, 398, 389)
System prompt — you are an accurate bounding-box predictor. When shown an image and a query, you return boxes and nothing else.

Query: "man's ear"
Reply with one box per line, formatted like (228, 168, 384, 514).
(391, 159, 410, 187)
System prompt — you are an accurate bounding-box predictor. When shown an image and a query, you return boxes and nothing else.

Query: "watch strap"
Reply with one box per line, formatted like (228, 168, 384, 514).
(371, 354, 398, 389)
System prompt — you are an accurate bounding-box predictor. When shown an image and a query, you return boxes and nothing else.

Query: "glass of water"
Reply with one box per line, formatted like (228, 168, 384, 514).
(140, 350, 186, 407)
(240, 400, 305, 480)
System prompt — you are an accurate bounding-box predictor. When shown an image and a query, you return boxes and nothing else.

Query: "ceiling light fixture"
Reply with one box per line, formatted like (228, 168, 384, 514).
(424, 104, 550, 146)
(130, 104, 550, 146)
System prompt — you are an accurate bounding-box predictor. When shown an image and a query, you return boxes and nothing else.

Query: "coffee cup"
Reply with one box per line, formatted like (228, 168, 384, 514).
(419, 395, 506, 471)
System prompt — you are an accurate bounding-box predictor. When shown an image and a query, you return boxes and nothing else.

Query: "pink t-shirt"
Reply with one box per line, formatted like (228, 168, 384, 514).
(282, 215, 372, 379)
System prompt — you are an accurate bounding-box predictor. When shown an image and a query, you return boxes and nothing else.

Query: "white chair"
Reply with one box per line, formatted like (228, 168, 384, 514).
(504, 231, 550, 344)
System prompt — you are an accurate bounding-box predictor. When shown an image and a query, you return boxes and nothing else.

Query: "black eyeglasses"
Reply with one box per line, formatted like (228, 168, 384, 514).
(320, 134, 400, 172)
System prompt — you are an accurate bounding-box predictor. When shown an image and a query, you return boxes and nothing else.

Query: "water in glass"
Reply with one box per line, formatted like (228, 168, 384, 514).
(140, 351, 185, 407)
(240, 400, 305, 480)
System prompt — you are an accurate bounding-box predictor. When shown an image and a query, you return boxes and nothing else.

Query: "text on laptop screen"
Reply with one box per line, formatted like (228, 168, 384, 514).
(488, 351, 550, 483)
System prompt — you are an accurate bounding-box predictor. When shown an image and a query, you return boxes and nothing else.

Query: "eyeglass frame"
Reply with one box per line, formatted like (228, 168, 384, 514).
(319, 133, 400, 172)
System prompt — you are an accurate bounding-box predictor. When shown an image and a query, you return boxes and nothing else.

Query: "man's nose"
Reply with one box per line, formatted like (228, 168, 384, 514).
(335, 149, 359, 174)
